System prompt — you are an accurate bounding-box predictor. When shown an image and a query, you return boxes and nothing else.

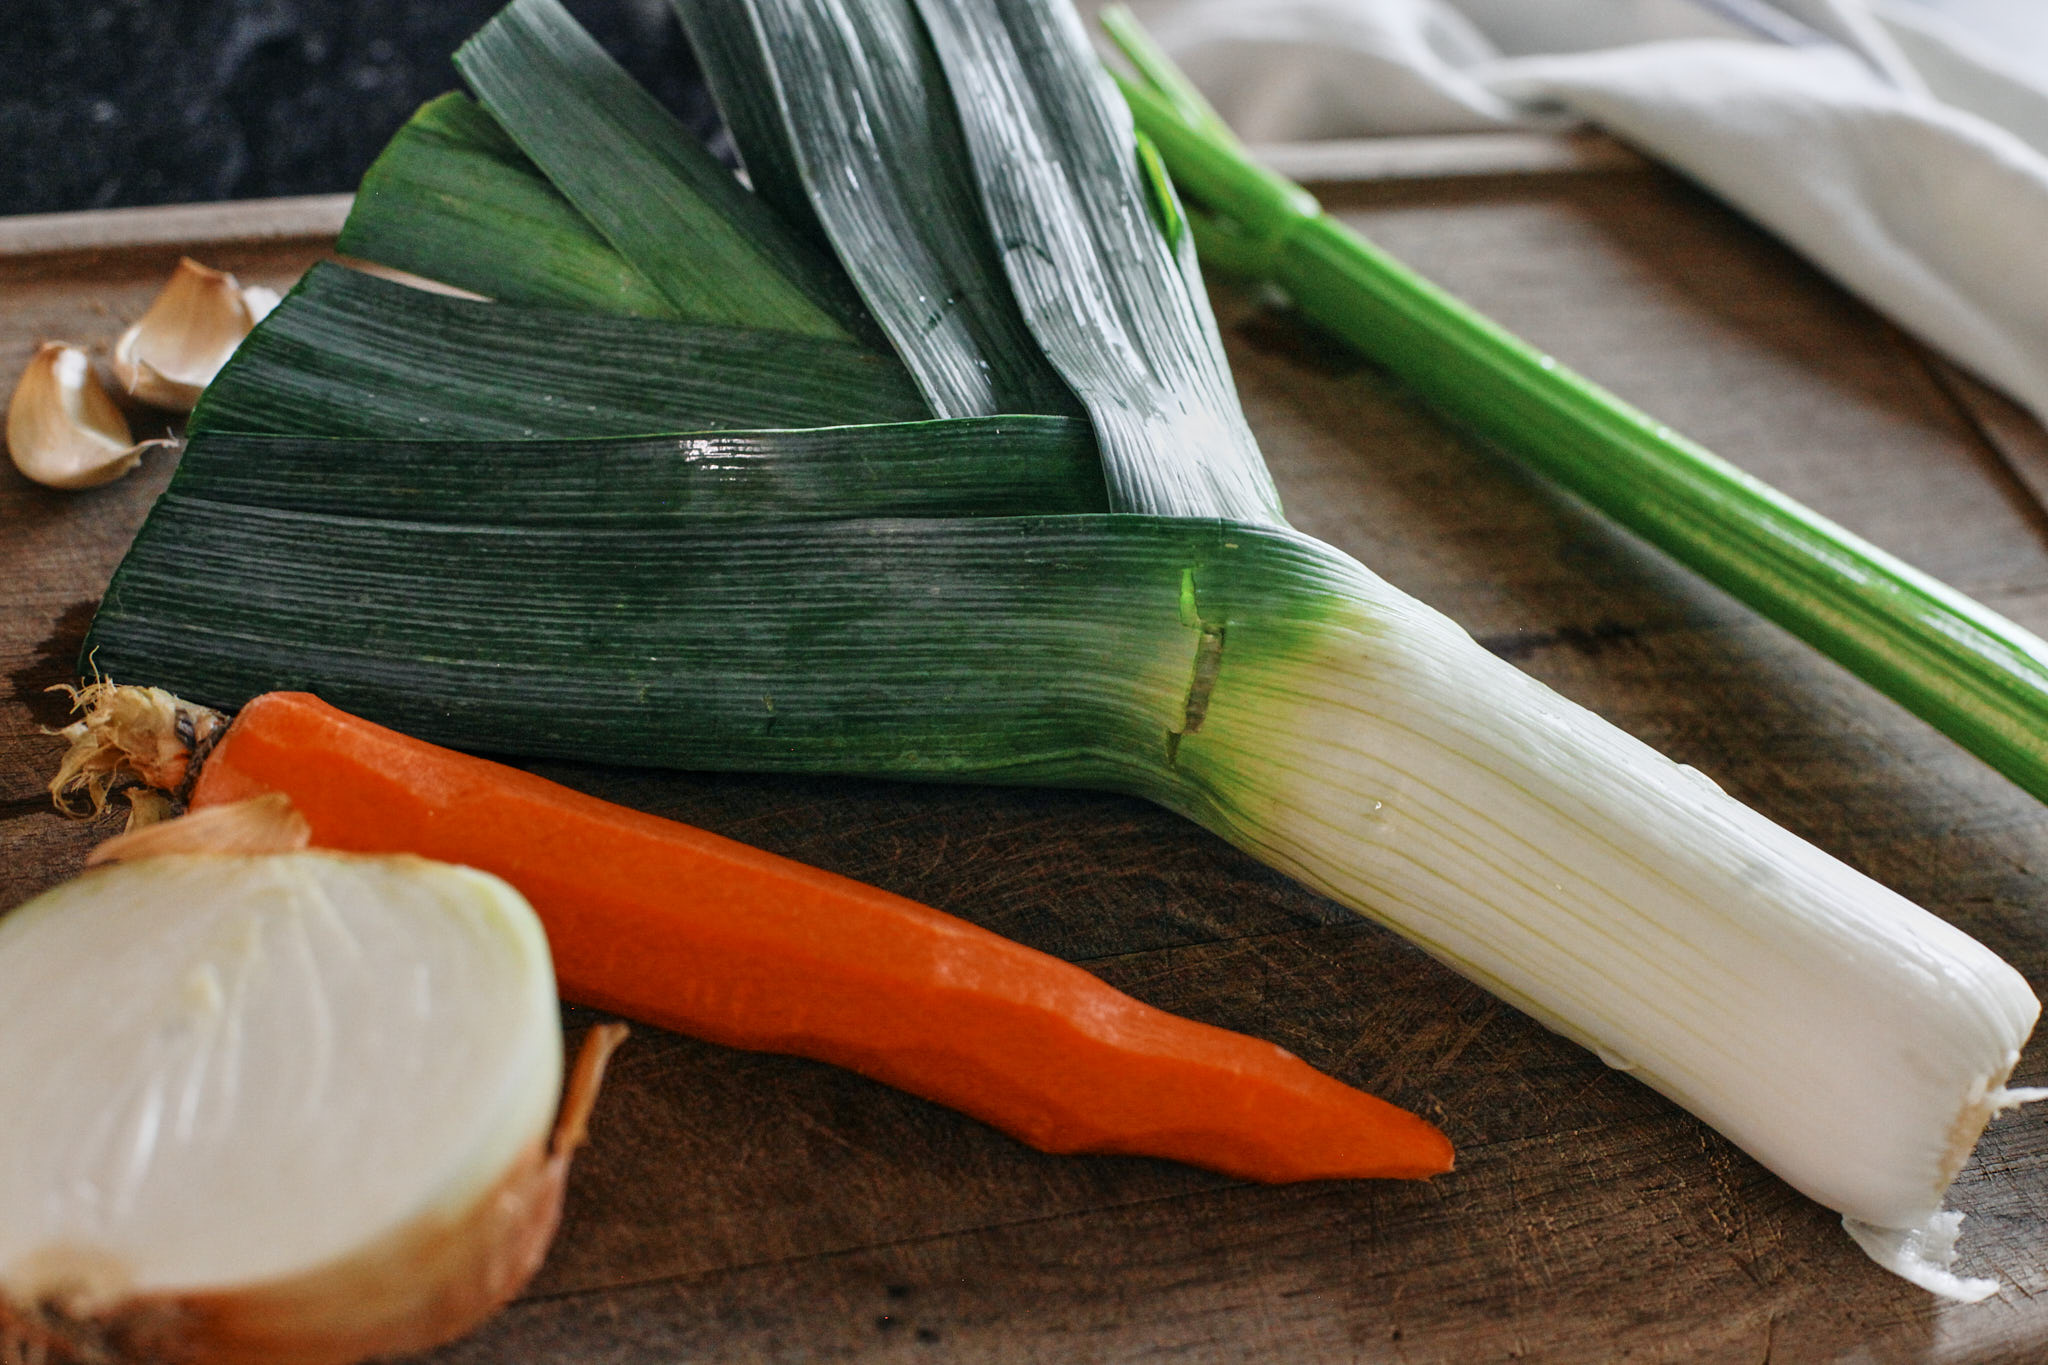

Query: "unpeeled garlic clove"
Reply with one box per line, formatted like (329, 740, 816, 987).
(5, 343, 166, 490)
(111, 258, 269, 412)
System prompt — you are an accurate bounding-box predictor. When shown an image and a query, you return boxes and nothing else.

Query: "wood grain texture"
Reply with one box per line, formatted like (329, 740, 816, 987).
(0, 194, 352, 262)
(5, 163, 2048, 1363)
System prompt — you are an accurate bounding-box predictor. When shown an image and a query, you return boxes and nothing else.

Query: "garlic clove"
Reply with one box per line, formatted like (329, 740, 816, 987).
(6, 343, 165, 490)
(111, 258, 266, 412)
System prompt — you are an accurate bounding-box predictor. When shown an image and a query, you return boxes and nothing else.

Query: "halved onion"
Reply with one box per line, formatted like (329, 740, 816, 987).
(0, 824, 618, 1364)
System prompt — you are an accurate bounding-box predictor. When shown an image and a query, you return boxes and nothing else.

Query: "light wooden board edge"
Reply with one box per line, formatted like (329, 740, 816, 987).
(1926, 358, 2048, 523)
(0, 130, 1651, 264)
(0, 193, 354, 260)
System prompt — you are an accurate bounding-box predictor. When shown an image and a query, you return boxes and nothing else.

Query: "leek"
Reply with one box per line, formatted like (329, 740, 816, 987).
(912, 0, 1280, 522)
(456, 0, 871, 341)
(85, 500, 2039, 1255)
(86, 0, 2042, 1296)
(673, 0, 1080, 419)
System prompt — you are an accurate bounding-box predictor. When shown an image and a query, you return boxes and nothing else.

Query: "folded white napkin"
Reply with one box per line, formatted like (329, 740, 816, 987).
(1140, 0, 2048, 432)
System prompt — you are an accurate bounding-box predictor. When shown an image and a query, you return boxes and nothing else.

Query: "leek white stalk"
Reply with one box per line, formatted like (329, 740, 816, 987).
(0, 810, 619, 1363)
(1162, 545, 2039, 1295)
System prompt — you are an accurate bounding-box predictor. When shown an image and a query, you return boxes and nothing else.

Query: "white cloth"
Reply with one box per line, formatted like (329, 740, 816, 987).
(1138, 0, 2048, 431)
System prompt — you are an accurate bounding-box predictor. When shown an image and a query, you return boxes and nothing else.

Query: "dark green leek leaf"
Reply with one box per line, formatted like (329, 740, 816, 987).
(337, 92, 673, 317)
(86, 500, 1341, 800)
(455, 0, 871, 339)
(171, 417, 1107, 524)
(911, 0, 1281, 524)
(191, 264, 928, 440)
(672, 0, 1079, 420)
(661, 0, 828, 255)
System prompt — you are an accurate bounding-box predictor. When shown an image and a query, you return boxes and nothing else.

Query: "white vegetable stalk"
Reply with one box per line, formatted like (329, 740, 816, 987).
(1166, 550, 2039, 1294)
(0, 805, 621, 1364)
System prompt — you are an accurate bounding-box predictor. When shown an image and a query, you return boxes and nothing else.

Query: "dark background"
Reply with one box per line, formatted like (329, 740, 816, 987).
(1, 0, 720, 216)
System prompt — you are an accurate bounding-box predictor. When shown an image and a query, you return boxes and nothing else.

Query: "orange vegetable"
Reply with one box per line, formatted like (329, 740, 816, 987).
(186, 691, 1451, 1182)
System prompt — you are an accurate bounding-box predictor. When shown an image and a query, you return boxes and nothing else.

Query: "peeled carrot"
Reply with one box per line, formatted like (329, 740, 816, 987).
(182, 691, 1451, 1182)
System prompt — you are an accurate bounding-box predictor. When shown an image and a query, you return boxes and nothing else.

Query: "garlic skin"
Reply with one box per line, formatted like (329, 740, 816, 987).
(0, 848, 620, 1365)
(111, 258, 270, 412)
(5, 343, 161, 490)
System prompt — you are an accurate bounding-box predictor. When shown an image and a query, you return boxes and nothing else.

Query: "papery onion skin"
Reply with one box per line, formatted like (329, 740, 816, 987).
(0, 1024, 623, 1365)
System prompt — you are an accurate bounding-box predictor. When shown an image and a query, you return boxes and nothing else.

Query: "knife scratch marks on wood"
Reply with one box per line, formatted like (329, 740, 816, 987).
(1702, 1134, 1775, 1290)
(1331, 994, 1497, 1100)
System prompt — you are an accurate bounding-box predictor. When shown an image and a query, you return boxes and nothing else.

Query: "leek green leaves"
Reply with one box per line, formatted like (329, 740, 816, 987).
(673, 0, 1080, 420)
(339, 93, 673, 318)
(191, 264, 928, 440)
(457, 0, 871, 340)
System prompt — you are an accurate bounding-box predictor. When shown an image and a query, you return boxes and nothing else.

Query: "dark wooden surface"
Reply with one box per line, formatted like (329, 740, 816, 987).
(8, 160, 2048, 1362)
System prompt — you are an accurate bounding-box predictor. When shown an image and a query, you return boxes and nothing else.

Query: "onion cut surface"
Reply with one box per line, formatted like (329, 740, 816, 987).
(0, 852, 567, 1361)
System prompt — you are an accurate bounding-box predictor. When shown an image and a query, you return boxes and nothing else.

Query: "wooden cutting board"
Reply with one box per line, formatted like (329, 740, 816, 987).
(6, 145, 2048, 1363)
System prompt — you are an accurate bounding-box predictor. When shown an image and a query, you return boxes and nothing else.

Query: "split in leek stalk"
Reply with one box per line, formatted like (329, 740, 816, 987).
(83, 0, 2041, 1298)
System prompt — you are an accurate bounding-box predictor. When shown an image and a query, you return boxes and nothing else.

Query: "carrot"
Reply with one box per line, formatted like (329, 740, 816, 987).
(169, 690, 1449, 1182)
